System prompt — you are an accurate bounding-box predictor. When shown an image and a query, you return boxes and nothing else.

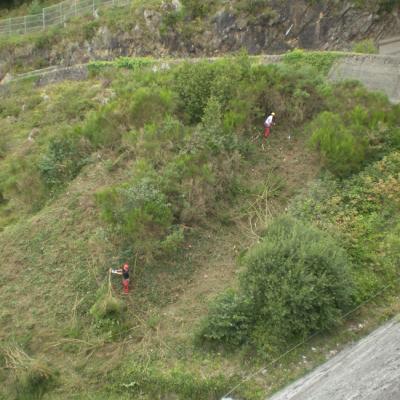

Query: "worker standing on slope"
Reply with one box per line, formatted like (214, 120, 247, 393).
(263, 112, 275, 148)
(110, 263, 130, 294)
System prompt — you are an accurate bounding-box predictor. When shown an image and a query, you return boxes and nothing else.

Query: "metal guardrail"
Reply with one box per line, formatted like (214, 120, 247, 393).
(0, 0, 129, 37)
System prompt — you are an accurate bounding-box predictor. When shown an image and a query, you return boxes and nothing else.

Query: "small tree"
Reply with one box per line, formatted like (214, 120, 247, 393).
(241, 216, 354, 349)
(198, 217, 355, 353)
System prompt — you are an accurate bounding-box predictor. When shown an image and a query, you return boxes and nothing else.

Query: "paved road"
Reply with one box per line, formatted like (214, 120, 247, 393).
(268, 320, 400, 400)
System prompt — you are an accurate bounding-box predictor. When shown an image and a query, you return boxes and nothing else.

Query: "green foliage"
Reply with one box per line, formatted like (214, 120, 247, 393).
(81, 102, 125, 148)
(28, 0, 42, 15)
(283, 49, 343, 76)
(309, 111, 367, 177)
(200, 217, 354, 353)
(88, 57, 154, 75)
(128, 87, 177, 128)
(90, 287, 125, 320)
(290, 150, 400, 302)
(241, 217, 354, 348)
(39, 133, 91, 190)
(352, 39, 378, 54)
(309, 97, 400, 177)
(96, 177, 173, 258)
(197, 289, 253, 347)
(174, 61, 216, 123)
(180, 0, 216, 19)
(113, 362, 233, 400)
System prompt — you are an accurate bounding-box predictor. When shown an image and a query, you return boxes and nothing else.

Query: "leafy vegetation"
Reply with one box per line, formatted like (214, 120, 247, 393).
(1, 51, 400, 400)
(352, 39, 378, 54)
(199, 217, 355, 354)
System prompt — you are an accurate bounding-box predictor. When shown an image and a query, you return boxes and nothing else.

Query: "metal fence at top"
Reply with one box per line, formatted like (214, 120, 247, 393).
(0, 0, 129, 37)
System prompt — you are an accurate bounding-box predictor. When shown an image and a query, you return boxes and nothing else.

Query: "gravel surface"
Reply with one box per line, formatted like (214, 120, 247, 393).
(268, 320, 400, 400)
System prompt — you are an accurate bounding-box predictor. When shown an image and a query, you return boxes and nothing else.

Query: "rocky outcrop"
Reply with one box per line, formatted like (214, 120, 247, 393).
(0, 0, 399, 76)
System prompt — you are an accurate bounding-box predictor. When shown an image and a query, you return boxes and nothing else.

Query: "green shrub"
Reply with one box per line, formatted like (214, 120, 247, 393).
(241, 217, 354, 347)
(88, 57, 154, 75)
(352, 39, 378, 54)
(174, 61, 216, 123)
(309, 111, 367, 176)
(90, 288, 125, 320)
(28, 0, 42, 15)
(159, 226, 185, 256)
(39, 133, 91, 190)
(290, 150, 400, 301)
(181, 0, 216, 19)
(128, 87, 177, 128)
(81, 103, 126, 148)
(283, 49, 343, 76)
(199, 217, 355, 352)
(197, 289, 253, 347)
(96, 177, 173, 258)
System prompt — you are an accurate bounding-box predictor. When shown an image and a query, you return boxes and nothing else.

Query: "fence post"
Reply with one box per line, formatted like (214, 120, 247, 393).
(59, 2, 62, 25)
(42, 8, 45, 30)
(8, 18, 11, 36)
(74, 0, 77, 16)
(93, 0, 95, 14)
(24, 15, 27, 34)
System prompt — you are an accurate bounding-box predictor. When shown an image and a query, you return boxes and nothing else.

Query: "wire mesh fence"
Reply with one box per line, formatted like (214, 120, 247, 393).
(0, 0, 129, 37)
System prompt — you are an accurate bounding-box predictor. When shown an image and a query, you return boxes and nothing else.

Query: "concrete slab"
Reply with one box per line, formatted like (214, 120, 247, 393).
(268, 320, 400, 400)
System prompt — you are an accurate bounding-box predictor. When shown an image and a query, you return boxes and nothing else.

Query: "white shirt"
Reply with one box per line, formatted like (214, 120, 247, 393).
(265, 115, 274, 127)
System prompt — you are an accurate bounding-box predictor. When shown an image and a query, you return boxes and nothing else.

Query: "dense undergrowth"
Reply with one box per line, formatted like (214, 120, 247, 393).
(0, 53, 400, 399)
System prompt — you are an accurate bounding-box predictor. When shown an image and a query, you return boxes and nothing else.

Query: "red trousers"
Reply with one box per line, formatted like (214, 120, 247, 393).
(122, 279, 129, 294)
(264, 126, 271, 138)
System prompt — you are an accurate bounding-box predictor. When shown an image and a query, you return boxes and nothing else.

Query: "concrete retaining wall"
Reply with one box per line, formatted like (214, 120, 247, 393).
(379, 36, 400, 56)
(328, 54, 400, 103)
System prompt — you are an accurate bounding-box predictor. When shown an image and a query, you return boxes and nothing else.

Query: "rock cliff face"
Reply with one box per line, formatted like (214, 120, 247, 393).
(1, 0, 399, 77)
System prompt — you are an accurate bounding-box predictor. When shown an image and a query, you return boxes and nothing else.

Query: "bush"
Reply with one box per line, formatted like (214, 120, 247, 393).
(174, 61, 216, 123)
(199, 217, 355, 352)
(81, 102, 126, 148)
(290, 150, 400, 301)
(128, 87, 177, 128)
(197, 289, 253, 347)
(241, 217, 354, 349)
(90, 287, 125, 320)
(352, 39, 378, 54)
(283, 49, 343, 76)
(39, 133, 91, 190)
(96, 176, 173, 259)
(309, 111, 367, 176)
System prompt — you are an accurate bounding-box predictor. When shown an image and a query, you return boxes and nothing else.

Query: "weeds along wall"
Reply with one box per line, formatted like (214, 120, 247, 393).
(0, 0, 129, 36)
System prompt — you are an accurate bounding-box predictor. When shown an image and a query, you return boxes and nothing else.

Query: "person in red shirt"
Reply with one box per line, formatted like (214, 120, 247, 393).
(110, 263, 130, 294)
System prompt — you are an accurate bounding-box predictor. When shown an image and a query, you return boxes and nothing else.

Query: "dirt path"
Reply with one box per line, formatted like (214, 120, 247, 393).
(268, 319, 400, 400)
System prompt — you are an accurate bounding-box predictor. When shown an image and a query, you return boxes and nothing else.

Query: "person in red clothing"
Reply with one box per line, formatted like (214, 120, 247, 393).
(263, 112, 275, 148)
(110, 263, 130, 294)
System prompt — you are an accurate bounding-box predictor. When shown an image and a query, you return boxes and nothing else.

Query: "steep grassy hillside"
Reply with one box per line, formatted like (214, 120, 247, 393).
(0, 53, 400, 399)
